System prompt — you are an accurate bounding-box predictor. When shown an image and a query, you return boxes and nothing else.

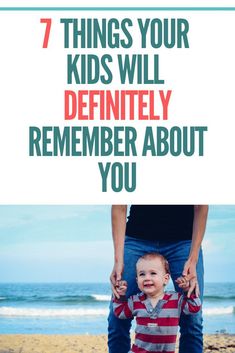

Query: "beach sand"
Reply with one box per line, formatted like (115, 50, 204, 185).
(0, 334, 235, 353)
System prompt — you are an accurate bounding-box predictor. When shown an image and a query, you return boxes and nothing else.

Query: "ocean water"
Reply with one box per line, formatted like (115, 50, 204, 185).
(0, 282, 234, 334)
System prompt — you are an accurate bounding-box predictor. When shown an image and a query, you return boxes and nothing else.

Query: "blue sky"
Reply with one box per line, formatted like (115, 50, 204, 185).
(0, 205, 235, 283)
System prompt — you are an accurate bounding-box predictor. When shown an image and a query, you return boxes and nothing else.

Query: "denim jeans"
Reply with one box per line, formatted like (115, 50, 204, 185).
(108, 236, 204, 353)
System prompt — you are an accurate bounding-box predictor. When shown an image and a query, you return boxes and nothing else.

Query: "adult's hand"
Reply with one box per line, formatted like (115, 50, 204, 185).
(182, 258, 200, 297)
(188, 277, 200, 298)
(110, 261, 124, 298)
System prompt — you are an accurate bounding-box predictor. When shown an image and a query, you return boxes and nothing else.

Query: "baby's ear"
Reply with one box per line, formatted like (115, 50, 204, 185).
(164, 273, 170, 285)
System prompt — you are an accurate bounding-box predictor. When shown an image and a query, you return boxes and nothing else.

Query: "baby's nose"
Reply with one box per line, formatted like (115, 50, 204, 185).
(145, 273, 151, 279)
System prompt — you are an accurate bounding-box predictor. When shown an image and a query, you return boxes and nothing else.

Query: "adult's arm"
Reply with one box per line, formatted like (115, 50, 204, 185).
(182, 205, 209, 297)
(110, 205, 127, 298)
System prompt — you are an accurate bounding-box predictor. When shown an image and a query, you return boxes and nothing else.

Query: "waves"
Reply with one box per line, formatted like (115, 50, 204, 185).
(0, 292, 111, 318)
(0, 294, 111, 304)
(204, 295, 235, 301)
(1, 283, 234, 335)
(0, 305, 234, 318)
(203, 306, 234, 315)
(0, 306, 109, 317)
(1, 293, 234, 305)
(91, 294, 110, 301)
(0, 284, 234, 321)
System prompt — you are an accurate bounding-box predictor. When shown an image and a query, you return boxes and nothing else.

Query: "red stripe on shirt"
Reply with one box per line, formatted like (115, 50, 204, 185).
(132, 344, 175, 353)
(162, 299, 179, 308)
(136, 316, 179, 326)
(136, 332, 176, 344)
(124, 303, 133, 318)
(114, 304, 125, 317)
(133, 301, 147, 310)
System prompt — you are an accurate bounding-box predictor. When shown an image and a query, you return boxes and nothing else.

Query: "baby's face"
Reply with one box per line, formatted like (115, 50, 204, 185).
(136, 258, 169, 297)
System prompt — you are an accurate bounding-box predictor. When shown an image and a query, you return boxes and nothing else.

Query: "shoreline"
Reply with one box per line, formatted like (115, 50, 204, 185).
(0, 334, 235, 353)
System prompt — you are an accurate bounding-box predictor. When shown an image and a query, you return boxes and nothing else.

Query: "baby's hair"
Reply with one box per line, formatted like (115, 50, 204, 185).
(136, 252, 170, 274)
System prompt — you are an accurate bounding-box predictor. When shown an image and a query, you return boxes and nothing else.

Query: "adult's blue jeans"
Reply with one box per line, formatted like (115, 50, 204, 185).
(108, 236, 204, 353)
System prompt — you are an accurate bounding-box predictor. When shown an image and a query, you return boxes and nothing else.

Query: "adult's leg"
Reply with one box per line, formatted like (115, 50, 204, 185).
(108, 236, 156, 353)
(160, 240, 204, 353)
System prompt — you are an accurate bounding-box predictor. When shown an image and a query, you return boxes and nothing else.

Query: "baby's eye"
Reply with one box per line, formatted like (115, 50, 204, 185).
(139, 273, 145, 277)
(151, 272, 157, 275)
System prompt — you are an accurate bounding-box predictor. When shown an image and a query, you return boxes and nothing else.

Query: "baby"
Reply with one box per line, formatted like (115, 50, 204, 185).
(113, 252, 201, 353)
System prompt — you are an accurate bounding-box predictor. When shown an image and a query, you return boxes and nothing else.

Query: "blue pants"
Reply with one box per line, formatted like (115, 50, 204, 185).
(108, 236, 204, 353)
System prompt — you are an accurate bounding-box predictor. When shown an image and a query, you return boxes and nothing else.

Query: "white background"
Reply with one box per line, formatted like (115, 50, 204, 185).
(0, 4, 235, 203)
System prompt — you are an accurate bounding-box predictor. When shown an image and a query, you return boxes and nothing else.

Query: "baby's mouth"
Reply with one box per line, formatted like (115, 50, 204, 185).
(144, 283, 154, 288)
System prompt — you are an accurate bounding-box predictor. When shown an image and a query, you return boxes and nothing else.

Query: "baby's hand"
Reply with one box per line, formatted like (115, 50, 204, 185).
(115, 280, 128, 297)
(175, 276, 190, 292)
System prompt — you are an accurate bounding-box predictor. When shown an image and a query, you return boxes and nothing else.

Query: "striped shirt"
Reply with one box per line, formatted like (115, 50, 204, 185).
(113, 291, 201, 353)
